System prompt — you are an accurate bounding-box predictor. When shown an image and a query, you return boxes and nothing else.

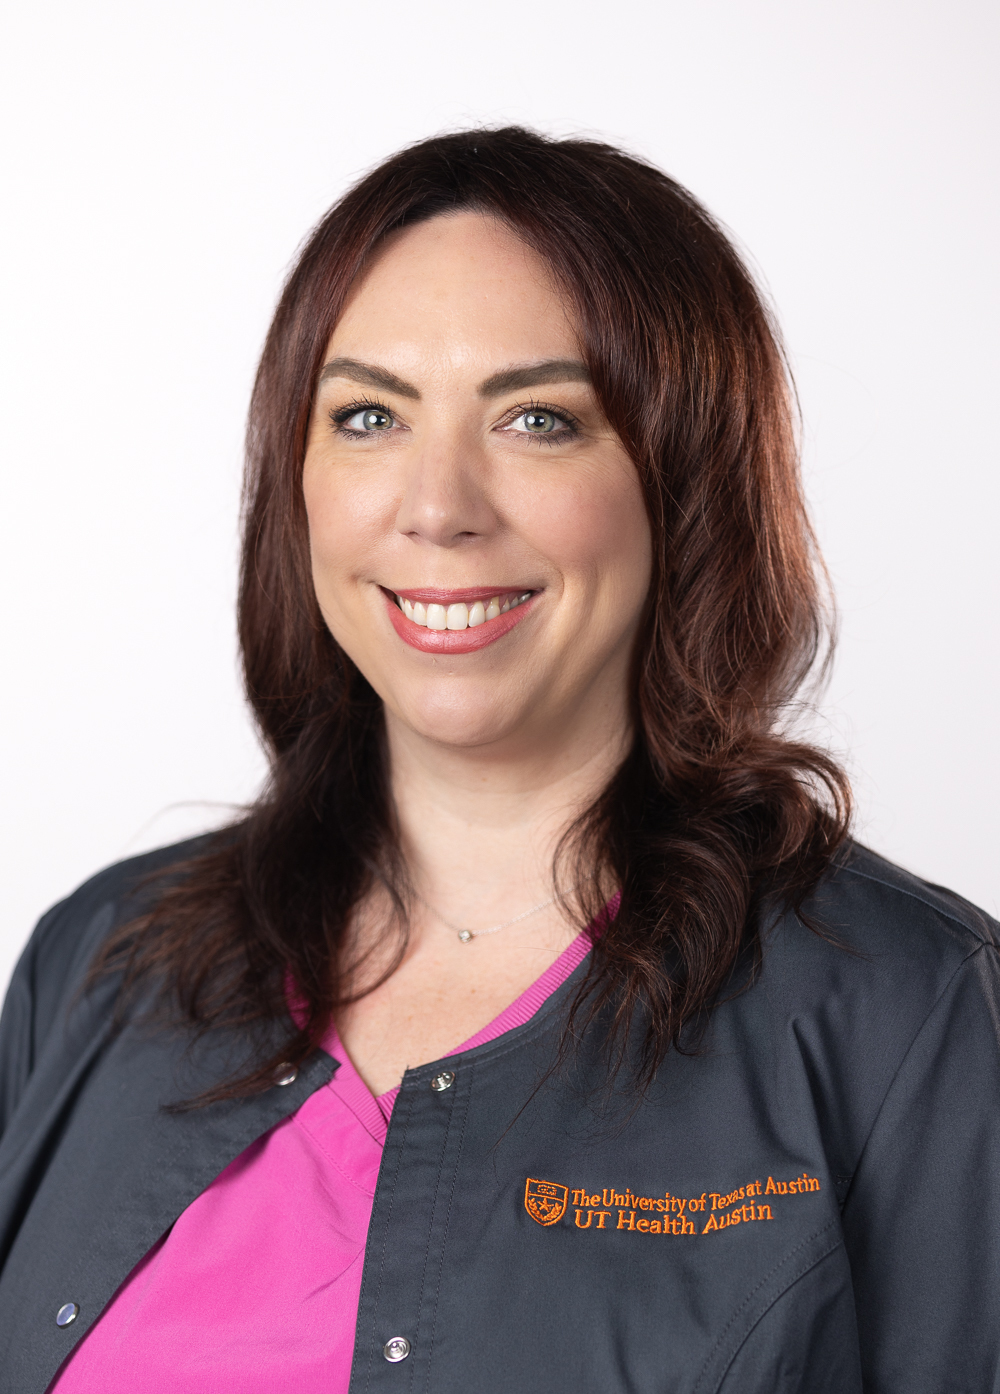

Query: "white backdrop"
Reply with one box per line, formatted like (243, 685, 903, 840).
(2, 0, 997, 992)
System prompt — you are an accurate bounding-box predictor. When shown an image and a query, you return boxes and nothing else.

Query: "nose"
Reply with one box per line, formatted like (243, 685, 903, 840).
(394, 434, 499, 548)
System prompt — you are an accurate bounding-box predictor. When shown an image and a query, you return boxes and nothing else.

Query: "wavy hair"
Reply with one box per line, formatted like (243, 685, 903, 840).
(97, 127, 850, 1099)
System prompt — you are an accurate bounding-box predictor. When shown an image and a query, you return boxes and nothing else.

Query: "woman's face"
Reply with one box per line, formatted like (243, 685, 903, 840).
(302, 212, 652, 758)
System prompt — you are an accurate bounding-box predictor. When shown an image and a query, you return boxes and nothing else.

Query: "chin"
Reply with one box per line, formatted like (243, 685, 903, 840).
(389, 689, 531, 751)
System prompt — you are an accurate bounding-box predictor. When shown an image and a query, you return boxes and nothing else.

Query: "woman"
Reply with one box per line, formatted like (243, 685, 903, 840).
(1, 127, 998, 1394)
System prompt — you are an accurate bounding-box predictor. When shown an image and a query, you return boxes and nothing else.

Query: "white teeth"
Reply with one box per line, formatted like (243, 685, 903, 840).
(396, 591, 533, 628)
(446, 603, 470, 630)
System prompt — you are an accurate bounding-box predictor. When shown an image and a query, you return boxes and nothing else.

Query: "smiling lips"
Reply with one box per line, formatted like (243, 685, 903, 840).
(384, 587, 538, 653)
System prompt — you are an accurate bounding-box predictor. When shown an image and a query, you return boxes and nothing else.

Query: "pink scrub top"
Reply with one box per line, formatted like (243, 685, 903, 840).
(53, 932, 593, 1392)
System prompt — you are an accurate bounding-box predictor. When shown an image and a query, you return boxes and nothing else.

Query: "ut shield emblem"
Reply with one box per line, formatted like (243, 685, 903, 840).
(524, 1177, 569, 1226)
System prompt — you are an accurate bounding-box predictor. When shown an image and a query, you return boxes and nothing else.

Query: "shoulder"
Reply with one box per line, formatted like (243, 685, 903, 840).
(725, 844, 1000, 1190)
(754, 840, 998, 1051)
(807, 840, 996, 958)
(4, 834, 220, 1033)
(0, 835, 221, 1133)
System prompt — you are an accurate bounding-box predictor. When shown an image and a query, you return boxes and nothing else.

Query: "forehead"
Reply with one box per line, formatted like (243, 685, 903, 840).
(328, 212, 580, 371)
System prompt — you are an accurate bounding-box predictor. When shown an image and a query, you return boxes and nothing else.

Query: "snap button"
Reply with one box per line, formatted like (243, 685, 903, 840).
(430, 1071, 455, 1092)
(275, 1063, 298, 1087)
(383, 1335, 411, 1362)
(56, 1303, 79, 1327)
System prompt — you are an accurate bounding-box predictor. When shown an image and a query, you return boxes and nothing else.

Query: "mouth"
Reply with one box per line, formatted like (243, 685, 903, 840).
(382, 586, 539, 653)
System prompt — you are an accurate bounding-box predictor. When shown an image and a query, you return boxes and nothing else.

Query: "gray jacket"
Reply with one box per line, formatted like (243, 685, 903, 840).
(1, 839, 999, 1393)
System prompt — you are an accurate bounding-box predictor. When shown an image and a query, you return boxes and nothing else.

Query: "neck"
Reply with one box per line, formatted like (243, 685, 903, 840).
(385, 708, 629, 929)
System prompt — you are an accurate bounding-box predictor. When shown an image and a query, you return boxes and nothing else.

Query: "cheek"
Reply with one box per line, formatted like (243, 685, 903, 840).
(302, 461, 391, 589)
(514, 462, 652, 605)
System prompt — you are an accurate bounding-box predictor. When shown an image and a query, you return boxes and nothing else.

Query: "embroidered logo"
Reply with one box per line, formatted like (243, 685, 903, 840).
(523, 1173, 822, 1236)
(524, 1177, 569, 1226)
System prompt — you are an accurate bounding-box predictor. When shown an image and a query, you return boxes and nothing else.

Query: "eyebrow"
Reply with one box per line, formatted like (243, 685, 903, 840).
(318, 357, 421, 399)
(477, 359, 590, 398)
(319, 354, 591, 403)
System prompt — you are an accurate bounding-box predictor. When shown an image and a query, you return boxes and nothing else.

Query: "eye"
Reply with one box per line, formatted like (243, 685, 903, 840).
(512, 409, 562, 434)
(342, 407, 395, 432)
(505, 406, 578, 438)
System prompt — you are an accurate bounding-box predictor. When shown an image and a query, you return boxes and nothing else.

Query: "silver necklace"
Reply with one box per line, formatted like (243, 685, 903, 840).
(416, 891, 557, 943)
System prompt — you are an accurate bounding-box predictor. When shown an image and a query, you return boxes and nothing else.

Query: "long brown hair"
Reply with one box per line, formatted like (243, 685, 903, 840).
(99, 127, 850, 1099)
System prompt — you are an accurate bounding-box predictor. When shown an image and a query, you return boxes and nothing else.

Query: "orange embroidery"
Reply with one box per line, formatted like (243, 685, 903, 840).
(702, 1203, 772, 1232)
(526, 1173, 822, 1237)
(524, 1177, 569, 1226)
(764, 1173, 821, 1196)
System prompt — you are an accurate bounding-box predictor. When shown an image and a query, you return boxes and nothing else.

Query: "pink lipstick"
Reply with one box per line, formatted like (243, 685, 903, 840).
(382, 587, 538, 654)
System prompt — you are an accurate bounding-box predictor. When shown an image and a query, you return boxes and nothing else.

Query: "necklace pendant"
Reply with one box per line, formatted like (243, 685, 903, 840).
(457, 929, 474, 943)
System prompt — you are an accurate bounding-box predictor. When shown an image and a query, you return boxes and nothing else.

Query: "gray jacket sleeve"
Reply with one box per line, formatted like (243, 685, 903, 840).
(0, 835, 216, 1141)
(842, 942, 1000, 1392)
(0, 896, 83, 1138)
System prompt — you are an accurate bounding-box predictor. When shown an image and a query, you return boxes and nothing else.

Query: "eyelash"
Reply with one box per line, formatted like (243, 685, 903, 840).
(328, 397, 394, 440)
(502, 399, 581, 444)
(327, 397, 582, 442)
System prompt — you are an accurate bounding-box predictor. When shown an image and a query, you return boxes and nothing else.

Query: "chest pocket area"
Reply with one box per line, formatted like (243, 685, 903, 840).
(704, 1224, 861, 1394)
